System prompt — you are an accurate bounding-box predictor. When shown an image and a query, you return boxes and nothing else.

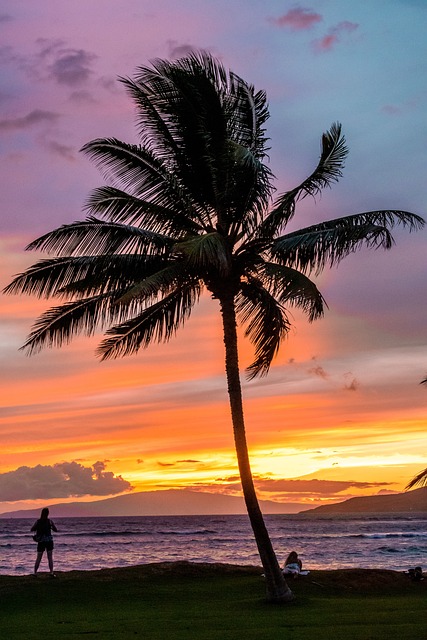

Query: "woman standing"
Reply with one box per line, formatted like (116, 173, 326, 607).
(30, 507, 58, 577)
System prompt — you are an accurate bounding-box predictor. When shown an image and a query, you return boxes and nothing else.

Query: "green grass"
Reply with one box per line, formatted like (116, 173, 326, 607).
(1, 563, 425, 639)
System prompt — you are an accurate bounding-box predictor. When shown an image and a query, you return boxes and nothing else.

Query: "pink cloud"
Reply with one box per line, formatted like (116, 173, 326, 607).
(313, 20, 359, 52)
(315, 34, 338, 52)
(271, 7, 322, 31)
(382, 104, 403, 116)
(0, 109, 60, 132)
(381, 99, 418, 116)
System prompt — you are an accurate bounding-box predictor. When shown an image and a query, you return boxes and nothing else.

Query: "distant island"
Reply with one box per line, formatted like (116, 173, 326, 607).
(1, 486, 425, 518)
(0, 489, 306, 518)
(300, 486, 427, 515)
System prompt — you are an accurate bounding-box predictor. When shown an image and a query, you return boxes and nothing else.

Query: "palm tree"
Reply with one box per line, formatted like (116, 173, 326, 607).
(406, 377, 427, 490)
(4, 52, 424, 602)
(406, 468, 427, 490)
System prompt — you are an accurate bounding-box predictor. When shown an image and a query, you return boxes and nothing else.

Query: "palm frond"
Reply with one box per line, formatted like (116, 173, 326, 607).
(115, 262, 197, 305)
(26, 217, 172, 257)
(85, 186, 201, 234)
(81, 138, 198, 220)
(224, 141, 273, 239)
(131, 52, 273, 235)
(3, 253, 172, 302)
(4, 257, 91, 298)
(59, 255, 170, 299)
(97, 282, 201, 360)
(272, 210, 425, 274)
(21, 294, 119, 354)
(236, 281, 291, 379)
(226, 73, 270, 156)
(220, 74, 273, 235)
(259, 262, 326, 321)
(119, 74, 183, 163)
(131, 53, 228, 215)
(405, 468, 427, 490)
(172, 232, 230, 275)
(261, 122, 347, 236)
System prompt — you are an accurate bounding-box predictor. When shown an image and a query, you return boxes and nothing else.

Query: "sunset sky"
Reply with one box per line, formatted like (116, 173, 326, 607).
(1, 0, 426, 514)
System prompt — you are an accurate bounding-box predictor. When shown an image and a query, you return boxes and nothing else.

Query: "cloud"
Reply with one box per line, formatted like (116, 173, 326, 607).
(69, 89, 96, 104)
(344, 373, 360, 391)
(382, 104, 403, 116)
(254, 478, 389, 495)
(167, 40, 198, 59)
(381, 99, 419, 116)
(0, 109, 60, 132)
(43, 139, 76, 160)
(0, 461, 132, 500)
(271, 7, 322, 30)
(48, 48, 97, 86)
(4, 39, 98, 86)
(98, 76, 121, 94)
(308, 365, 328, 379)
(192, 477, 391, 499)
(312, 21, 358, 52)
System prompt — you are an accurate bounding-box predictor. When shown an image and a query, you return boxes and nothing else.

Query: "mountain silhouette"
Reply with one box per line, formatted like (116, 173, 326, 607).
(0, 489, 307, 518)
(300, 487, 427, 515)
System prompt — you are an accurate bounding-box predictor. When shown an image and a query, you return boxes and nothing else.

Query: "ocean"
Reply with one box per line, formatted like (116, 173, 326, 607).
(1, 513, 425, 576)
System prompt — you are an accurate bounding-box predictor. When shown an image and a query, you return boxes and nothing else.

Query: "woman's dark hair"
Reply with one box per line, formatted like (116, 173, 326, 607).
(285, 551, 299, 565)
(40, 507, 49, 519)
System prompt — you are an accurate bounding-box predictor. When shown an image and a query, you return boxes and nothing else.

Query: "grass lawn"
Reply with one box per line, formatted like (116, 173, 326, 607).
(1, 562, 425, 639)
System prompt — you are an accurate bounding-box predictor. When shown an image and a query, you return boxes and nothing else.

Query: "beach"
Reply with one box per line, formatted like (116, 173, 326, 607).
(1, 562, 426, 639)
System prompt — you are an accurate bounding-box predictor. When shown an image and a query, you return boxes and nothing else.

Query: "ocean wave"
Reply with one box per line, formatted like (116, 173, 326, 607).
(156, 529, 218, 536)
(378, 544, 425, 553)
(57, 528, 220, 538)
(276, 531, 427, 541)
(355, 532, 426, 540)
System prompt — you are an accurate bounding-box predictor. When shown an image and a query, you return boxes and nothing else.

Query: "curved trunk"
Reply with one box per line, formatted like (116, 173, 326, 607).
(219, 293, 293, 603)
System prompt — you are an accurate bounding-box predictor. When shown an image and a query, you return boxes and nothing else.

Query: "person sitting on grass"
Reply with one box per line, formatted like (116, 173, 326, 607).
(408, 566, 423, 581)
(30, 507, 58, 578)
(283, 551, 303, 577)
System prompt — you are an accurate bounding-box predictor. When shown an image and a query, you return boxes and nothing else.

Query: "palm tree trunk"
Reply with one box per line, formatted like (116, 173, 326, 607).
(219, 293, 294, 603)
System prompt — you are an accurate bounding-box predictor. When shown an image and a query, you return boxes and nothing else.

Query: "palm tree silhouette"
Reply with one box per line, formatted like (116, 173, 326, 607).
(406, 377, 427, 490)
(4, 52, 424, 602)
